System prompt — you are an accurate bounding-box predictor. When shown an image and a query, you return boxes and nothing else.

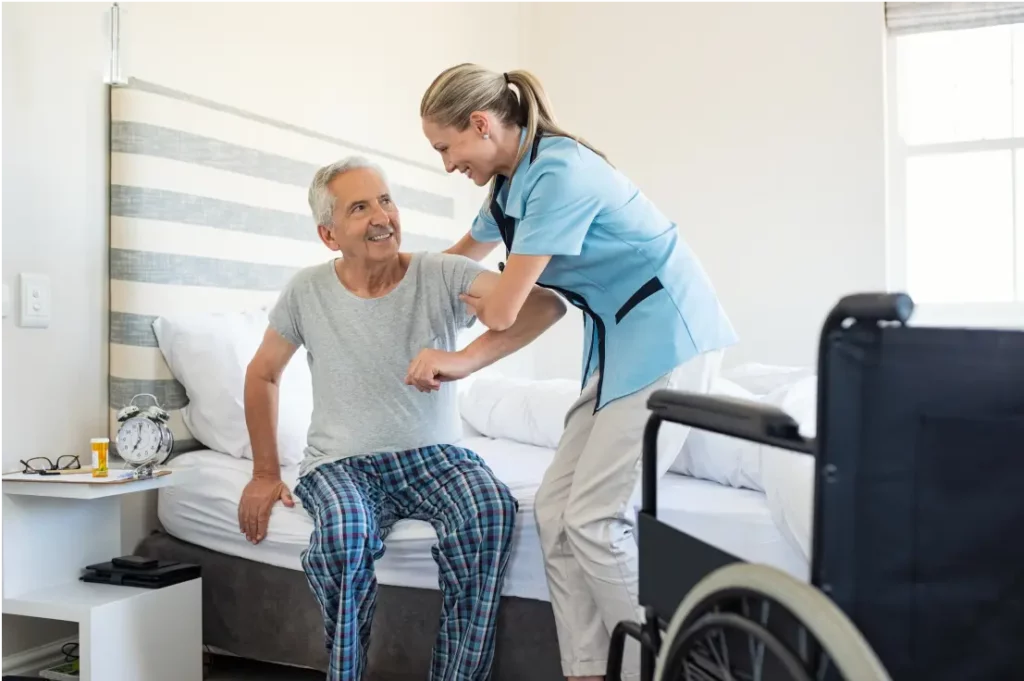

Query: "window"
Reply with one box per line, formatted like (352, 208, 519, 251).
(887, 23, 1024, 326)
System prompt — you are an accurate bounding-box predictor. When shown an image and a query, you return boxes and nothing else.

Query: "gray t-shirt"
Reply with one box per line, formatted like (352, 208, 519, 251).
(268, 252, 486, 477)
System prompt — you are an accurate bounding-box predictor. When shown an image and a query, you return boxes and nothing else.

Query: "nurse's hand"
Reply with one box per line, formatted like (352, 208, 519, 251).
(459, 293, 484, 322)
(461, 292, 511, 331)
(405, 348, 475, 392)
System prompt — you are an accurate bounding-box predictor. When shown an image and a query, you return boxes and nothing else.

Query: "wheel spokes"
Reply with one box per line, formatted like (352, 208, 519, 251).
(668, 600, 823, 681)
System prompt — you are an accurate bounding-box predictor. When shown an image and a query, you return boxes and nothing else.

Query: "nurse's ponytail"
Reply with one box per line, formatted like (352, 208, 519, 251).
(421, 64, 609, 183)
(503, 69, 609, 170)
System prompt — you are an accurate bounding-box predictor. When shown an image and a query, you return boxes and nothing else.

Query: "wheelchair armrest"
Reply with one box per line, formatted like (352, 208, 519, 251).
(646, 389, 814, 454)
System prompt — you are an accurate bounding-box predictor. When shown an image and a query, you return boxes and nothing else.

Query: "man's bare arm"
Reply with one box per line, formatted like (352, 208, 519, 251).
(458, 270, 566, 374)
(244, 327, 299, 479)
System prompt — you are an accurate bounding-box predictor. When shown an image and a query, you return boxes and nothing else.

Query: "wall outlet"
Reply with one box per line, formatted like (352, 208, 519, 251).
(19, 273, 51, 328)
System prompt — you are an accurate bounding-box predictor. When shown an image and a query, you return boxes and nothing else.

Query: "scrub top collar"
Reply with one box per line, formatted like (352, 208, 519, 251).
(493, 128, 541, 221)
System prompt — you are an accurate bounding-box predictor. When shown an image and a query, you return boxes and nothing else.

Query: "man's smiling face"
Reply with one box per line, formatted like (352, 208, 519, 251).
(317, 167, 401, 261)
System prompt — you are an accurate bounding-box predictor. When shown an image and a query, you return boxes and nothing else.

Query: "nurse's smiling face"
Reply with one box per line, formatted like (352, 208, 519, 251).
(422, 112, 514, 187)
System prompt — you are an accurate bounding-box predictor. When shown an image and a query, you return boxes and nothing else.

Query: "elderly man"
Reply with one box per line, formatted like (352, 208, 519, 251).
(237, 156, 566, 681)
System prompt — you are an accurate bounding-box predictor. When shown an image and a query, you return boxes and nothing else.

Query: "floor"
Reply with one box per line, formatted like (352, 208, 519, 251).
(14, 654, 324, 681)
(205, 655, 324, 680)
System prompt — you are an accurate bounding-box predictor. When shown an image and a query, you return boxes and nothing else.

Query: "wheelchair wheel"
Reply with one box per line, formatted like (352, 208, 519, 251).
(654, 563, 890, 681)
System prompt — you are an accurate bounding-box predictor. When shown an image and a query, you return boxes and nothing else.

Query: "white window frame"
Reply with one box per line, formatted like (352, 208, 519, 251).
(885, 29, 1024, 329)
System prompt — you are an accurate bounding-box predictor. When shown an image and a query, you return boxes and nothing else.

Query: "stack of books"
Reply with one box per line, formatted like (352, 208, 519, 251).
(80, 555, 200, 588)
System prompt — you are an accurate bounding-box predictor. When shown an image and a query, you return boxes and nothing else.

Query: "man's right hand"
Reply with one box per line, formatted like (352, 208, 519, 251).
(238, 475, 294, 544)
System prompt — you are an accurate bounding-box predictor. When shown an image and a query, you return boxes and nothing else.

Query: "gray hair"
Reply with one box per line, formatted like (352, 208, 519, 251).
(307, 156, 389, 227)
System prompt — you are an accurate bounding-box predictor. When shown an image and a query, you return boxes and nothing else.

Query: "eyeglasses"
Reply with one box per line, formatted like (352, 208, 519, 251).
(20, 455, 81, 475)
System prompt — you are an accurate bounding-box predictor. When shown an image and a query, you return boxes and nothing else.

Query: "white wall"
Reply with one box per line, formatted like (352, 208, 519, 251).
(523, 1, 888, 372)
(2, 0, 526, 658)
(2, 0, 112, 478)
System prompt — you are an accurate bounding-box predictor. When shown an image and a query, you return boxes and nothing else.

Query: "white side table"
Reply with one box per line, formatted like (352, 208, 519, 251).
(2, 468, 202, 681)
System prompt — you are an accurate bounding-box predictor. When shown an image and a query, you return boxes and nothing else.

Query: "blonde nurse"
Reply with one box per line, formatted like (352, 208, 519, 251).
(420, 64, 737, 681)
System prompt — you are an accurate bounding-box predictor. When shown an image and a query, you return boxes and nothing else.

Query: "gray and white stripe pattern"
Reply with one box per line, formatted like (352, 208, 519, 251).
(885, 2, 1024, 35)
(109, 78, 456, 455)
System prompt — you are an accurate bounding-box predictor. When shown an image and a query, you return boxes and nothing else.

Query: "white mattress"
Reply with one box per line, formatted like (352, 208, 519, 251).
(158, 438, 809, 604)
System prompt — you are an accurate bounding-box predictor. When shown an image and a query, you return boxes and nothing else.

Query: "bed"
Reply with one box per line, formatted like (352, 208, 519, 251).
(132, 366, 817, 679)
(152, 433, 812, 598)
(107, 75, 817, 678)
(151, 365, 815, 595)
(138, 461, 811, 678)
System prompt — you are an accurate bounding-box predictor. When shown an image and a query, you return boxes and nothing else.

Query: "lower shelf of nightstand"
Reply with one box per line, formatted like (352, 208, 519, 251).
(5, 578, 203, 681)
(4, 579, 154, 622)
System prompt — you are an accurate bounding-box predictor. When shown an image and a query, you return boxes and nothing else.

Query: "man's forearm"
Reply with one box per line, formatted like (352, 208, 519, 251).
(244, 368, 284, 478)
(460, 289, 566, 372)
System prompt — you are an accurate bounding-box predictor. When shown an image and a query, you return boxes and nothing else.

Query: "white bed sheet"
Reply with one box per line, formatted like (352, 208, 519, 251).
(159, 437, 557, 601)
(158, 438, 810, 605)
(644, 475, 810, 583)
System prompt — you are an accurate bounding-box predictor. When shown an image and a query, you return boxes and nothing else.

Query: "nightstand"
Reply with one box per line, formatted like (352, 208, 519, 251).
(2, 468, 202, 680)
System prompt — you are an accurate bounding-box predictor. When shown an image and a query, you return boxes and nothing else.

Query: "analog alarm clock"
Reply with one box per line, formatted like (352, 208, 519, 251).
(115, 394, 174, 474)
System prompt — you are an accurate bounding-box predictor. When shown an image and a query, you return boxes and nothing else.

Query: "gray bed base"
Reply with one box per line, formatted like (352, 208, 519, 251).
(134, 530, 564, 680)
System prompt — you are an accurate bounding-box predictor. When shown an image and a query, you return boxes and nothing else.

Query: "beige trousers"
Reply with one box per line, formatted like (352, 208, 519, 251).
(534, 350, 724, 679)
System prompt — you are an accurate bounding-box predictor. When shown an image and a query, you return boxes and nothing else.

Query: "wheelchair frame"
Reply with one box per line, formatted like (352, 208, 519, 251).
(606, 293, 916, 681)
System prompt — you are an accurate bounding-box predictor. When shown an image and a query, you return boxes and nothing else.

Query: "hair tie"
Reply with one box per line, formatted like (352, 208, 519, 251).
(503, 72, 511, 85)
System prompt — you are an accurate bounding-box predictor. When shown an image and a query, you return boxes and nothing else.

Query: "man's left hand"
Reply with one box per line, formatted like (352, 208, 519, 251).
(405, 348, 476, 392)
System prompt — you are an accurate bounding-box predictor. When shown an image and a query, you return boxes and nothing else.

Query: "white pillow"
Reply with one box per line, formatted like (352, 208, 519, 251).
(669, 376, 765, 490)
(152, 309, 313, 467)
(669, 371, 820, 491)
(455, 371, 813, 494)
(459, 375, 580, 449)
(722, 362, 815, 397)
(763, 374, 818, 438)
(759, 374, 819, 562)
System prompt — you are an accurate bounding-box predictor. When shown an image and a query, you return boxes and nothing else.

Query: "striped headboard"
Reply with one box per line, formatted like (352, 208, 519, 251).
(108, 78, 458, 456)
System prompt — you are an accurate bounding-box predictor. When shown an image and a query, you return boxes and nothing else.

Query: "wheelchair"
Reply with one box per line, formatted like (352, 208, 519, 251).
(607, 293, 1024, 681)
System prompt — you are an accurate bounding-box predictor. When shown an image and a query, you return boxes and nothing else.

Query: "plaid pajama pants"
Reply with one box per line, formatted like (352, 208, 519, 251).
(293, 444, 519, 681)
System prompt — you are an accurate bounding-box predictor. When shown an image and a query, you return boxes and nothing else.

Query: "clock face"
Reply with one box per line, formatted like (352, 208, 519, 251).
(116, 417, 164, 464)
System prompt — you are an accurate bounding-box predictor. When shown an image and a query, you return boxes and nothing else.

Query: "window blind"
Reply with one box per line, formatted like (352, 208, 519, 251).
(886, 2, 1024, 35)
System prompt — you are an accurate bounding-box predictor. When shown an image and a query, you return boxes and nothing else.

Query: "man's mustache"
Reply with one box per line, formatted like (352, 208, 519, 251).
(366, 224, 394, 239)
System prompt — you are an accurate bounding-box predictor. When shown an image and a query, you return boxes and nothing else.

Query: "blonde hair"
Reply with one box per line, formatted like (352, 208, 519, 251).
(420, 64, 609, 186)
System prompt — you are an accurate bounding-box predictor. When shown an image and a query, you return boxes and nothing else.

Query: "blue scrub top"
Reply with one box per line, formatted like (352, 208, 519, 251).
(471, 132, 738, 411)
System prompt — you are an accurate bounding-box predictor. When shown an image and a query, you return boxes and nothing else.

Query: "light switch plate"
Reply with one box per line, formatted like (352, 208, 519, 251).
(2, 283, 11, 318)
(19, 273, 51, 328)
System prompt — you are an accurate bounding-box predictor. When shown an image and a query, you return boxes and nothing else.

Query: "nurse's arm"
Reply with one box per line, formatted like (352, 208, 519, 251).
(461, 254, 553, 331)
(444, 232, 499, 262)
(459, 268, 566, 375)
